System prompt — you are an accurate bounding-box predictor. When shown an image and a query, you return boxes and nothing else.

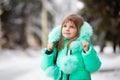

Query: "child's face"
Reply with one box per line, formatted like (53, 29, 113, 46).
(62, 21, 77, 39)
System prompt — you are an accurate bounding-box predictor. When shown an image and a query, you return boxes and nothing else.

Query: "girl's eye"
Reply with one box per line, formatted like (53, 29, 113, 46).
(63, 25, 67, 27)
(70, 26, 74, 28)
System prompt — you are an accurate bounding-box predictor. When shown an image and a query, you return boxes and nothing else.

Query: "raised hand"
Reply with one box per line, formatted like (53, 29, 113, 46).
(47, 42, 54, 51)
(82, 40, 89, 52)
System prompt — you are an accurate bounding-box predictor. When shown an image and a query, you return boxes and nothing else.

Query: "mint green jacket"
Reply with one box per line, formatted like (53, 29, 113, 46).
(40, 22, 101, 80)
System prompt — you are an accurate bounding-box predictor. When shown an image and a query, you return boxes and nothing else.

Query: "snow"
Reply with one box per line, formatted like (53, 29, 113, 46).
(0, 46, 120, 80)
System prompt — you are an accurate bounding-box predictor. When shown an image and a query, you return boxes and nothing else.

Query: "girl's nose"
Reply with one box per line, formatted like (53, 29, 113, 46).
(65, 26, 69, 31)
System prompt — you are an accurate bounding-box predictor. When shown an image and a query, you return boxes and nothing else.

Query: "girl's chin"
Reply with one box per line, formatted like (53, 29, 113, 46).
(63, 34, 73, 39)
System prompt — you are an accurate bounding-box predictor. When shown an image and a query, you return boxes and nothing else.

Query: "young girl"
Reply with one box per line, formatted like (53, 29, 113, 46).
(40, 14, 101, 80)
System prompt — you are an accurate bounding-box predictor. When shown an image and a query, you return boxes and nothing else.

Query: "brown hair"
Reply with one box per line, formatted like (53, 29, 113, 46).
(57, 14, 84, 50)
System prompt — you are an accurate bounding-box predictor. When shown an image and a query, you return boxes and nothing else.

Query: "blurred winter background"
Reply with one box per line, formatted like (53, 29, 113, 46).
(0, 0, 120, 80)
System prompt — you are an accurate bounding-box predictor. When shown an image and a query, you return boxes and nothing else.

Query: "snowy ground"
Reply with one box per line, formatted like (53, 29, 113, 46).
(0, 46, 120, 80)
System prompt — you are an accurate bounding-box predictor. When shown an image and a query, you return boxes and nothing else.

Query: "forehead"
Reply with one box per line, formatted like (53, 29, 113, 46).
(63, 20, 75, 26)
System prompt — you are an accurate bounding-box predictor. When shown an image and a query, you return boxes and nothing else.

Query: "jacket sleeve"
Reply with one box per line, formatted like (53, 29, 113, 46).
(82, 44, 101, 72)
(40, 47, 57, 70)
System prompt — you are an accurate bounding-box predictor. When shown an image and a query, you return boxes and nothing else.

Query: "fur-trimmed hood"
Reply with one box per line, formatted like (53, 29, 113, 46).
(48, 21, 93, 51)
